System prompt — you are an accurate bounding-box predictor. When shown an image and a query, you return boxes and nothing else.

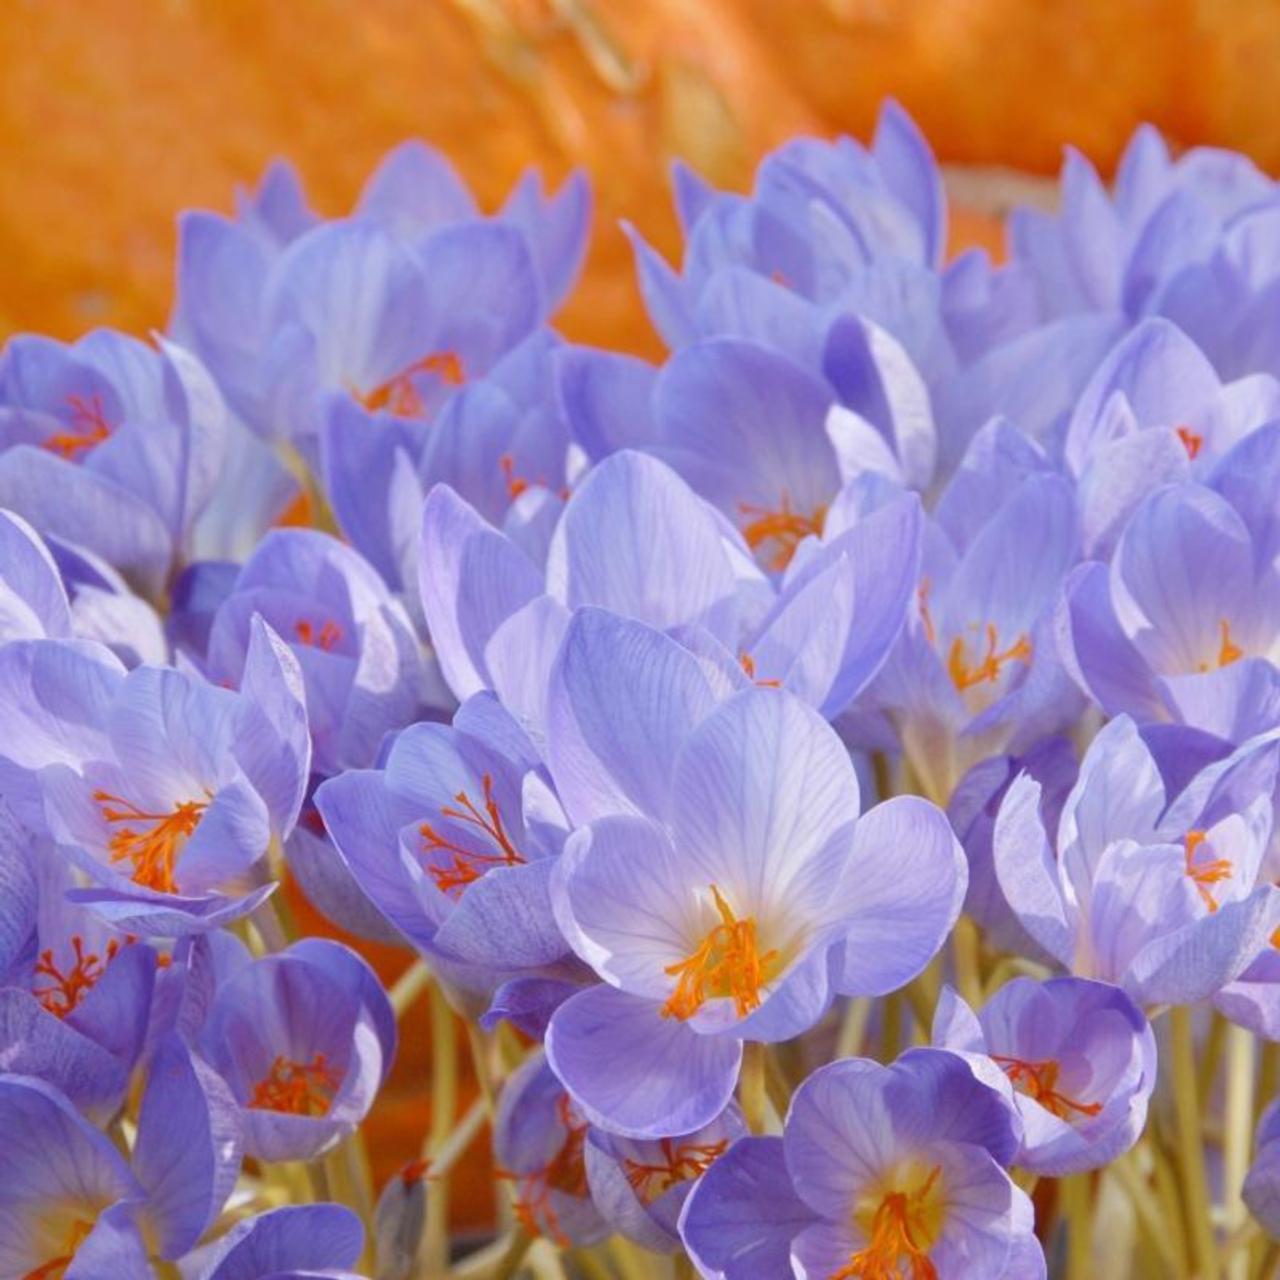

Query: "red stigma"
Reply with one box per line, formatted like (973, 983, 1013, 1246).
(294, 617, 343, 651)
(622, 1136, 729, 1199)
(947, 624, 1032, 691)
(357, 351, 465, 418)
(42, 393, 112, 461)
(33, 934, 127, 1019)
(991, 1054, 1102, 1121)
(1176, 425, 1203, 460)
(249, 1053, 339, 1116)
(497, 1093, 589, 1248)
(419, 772, 525, 897)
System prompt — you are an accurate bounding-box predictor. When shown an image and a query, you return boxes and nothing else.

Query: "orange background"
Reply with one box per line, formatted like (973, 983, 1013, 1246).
(6, 0, 1278, 1232)
(4, 0, 1280, 360)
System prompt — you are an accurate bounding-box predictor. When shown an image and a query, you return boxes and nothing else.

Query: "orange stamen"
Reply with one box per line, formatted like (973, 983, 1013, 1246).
(357, 351, 465, 417)
(33, 934, 127, 1019)
(831, 1167, 943, 1280)
(499, 453, 530, 499)
(991, 1054, 1102, 1121)
(622, 1137, 729, 1199)
(419, 772, 525, 897)
(497, 1094, 589, 1248)
(249, 1052, 339, 1116)
(1184, 829, 1234, 913)
(274, 488, 314, 528)
(22, 1221, 94, 1280)
(1218, 620, 1242, 668)
(93, 791, 207, 894)
(41, 393, 112, 461)
(1176, 425, 1203, 460)
(738, 652, 780, 689)
(294, 618, 343, 651)
(947, 624, 1032, 691)
(738, 496, 826, 572)
(661, 885, 779, 1021)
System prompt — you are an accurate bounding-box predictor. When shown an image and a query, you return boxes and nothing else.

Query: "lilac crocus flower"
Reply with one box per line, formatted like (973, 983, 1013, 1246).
(0, 331, 226, 594)
(0, 508, 165, 665)
(1244, 1099, 1280, 1238)
(493, 1051, 608, 1248)
(0, 1034, 241, 1277)
(0, 624, 309, 936)
(203, 527, 426, 774)
(1062, 318, 1280, 557)
(545, 664, 965, 1137)
(680, 1049, 1039, 1279)
(1011, 124, 1274, 327)
(0, 837, 159, 1119)
(847, 465, 1081, 806)
(315, 692, 572, 1001)
(421, 449, 922, 739)
(1063, 438, 1280, 742)
(585, 1102, 747, 1253)
(194, 938, 395, 1163)
(932, 977, 1157, 1176)
(626, 101, 947, 378)
(994, 714, 1280, 1007)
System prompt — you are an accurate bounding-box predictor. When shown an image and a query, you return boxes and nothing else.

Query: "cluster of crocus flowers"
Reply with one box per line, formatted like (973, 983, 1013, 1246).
(7, 106, 1280, 1280)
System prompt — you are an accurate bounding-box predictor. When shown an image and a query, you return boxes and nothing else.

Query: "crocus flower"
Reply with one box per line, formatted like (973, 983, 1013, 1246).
(585, 1102, 746, 1254)
(0, 1033, 241, 1277)
(680, 1048, 1039, 1279)
(0, 507, 164, 665)
(421, 449, 922, 740)
(1244, 1099, 1280, 1238)
(932, 977, 1157, 1176)
(194, 937, 395, 1163)
(994, 714, 1280, 1007)
(626, 101, 948, 380)
(0, 840, 160, 1119)
(493, 1051, 608, 1248)
(545, 662, 965, 1137)
(0, 623, 309, 935)
(1061, 318, 1280, 557)
(0, 330, 226, 594)
(203, 527, 426, 774)
(1063, 440, 1280, 742)
(1011, 124, 1274, 327)
(315, 692, 573, 1000)
(847, 466, 1081, 806)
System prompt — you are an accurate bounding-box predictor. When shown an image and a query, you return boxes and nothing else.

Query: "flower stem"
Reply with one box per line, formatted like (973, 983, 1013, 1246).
(1224, 1021, 1256, 1280)
(739, 1041, 768, 1134)
(1170, 1005, 1219, 1278)
(390, 957, 432, 1018)
(422, 980, 459, 1273)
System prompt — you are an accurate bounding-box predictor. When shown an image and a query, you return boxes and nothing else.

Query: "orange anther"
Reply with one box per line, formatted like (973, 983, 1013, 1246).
(1176, 425, 1203, 460)
(991, 1054, 1102, 1122)
(93, 791, 207, 894)
(662, 885, 779, 1021)
(357, 351, 465, 418)
(831, 1166, 943, 1280)
(738, 496, 826, 572)
(41, 393, 111, 460)
(249, 1052, 339, 1116)
(1184, 829, 1234, 913)
(420, 772, 525, 897)
(738, 652, 780, 688)
(294, 618, 343, 651)
(947, 624, 1032, 692)
(499, 453, 530, 499)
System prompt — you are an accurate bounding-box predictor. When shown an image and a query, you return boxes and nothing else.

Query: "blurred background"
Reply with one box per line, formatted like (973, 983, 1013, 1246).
(4, 0, 1276, 1240)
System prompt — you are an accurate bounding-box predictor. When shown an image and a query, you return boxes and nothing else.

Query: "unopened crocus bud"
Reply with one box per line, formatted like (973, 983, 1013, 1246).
(374, 1157, 429, 1280)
